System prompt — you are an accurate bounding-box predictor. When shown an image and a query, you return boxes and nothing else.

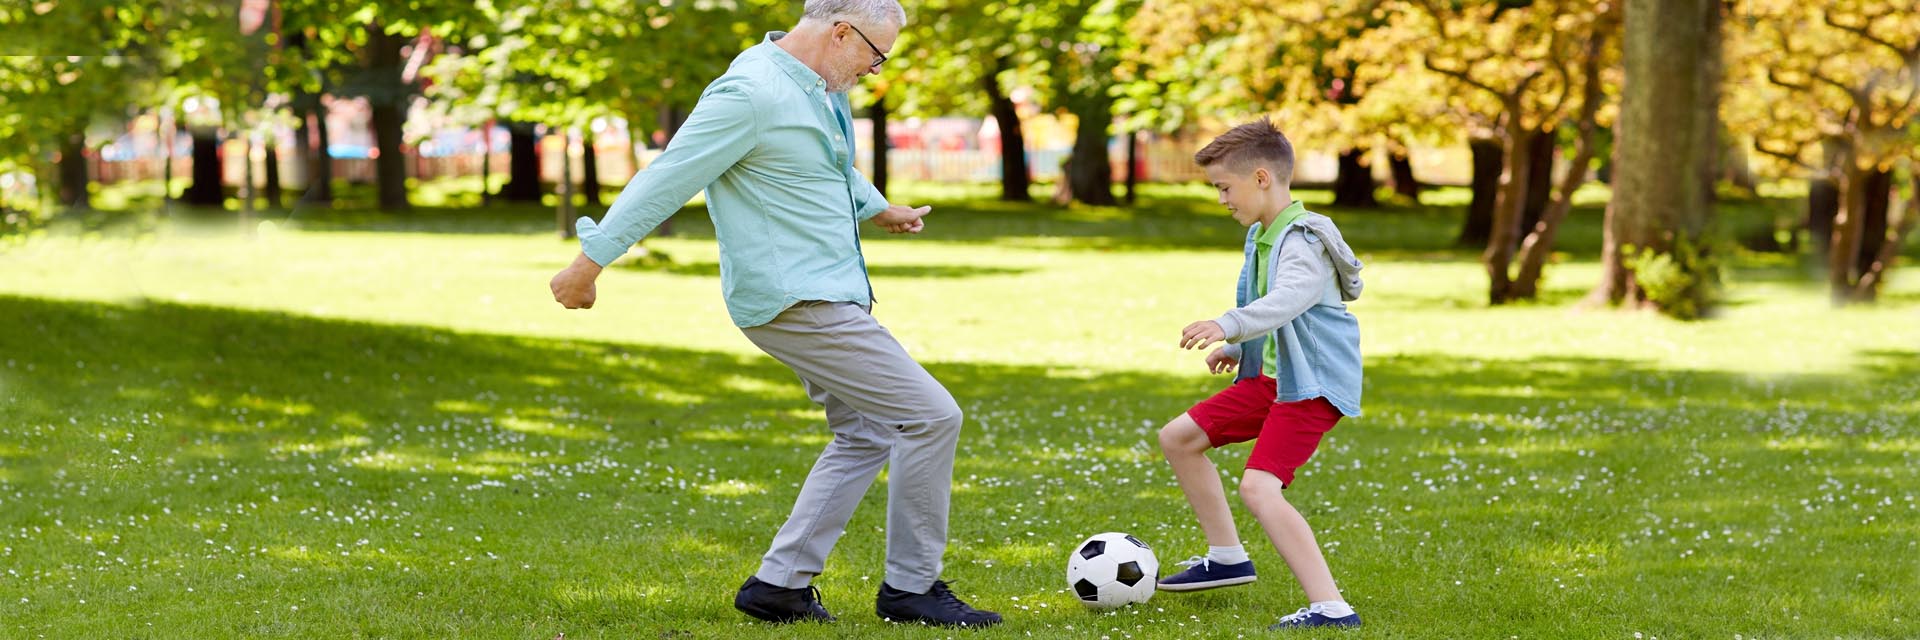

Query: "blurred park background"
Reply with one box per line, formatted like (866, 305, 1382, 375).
(2, 0, 1918, 638)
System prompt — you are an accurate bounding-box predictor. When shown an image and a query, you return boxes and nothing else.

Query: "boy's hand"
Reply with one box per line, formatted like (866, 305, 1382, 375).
(1205, 347, 1238, 374)
(1180, 320, 1226, 350)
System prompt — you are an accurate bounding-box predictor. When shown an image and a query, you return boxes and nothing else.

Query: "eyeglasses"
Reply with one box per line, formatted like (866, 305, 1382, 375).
(839, 22, 888, 69)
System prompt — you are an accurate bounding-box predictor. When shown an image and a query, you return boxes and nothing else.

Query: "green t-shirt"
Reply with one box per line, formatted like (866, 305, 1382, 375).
(1253, 200, 1310, 376)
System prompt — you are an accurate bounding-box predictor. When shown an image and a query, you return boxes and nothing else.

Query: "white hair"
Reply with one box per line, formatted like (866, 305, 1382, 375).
(800, 0, 906, 29)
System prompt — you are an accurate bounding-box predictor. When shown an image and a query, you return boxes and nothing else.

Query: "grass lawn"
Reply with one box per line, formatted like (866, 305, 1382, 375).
(2, 181, 1917, 638)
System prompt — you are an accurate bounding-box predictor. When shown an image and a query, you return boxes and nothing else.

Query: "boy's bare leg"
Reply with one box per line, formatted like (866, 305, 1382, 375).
(1158, 414, 1242, 547)
(1239, 468, 1341, 602)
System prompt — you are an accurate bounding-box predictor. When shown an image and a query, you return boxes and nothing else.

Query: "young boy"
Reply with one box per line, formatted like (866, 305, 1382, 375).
(1155, 117, 1366, 630)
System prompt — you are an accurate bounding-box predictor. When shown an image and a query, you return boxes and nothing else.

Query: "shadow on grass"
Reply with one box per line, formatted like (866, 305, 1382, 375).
(1, 295, 1914, 637)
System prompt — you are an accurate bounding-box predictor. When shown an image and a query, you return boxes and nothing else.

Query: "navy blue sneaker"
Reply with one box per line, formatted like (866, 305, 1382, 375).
(734, 576, 835, 623)
(1156, 556, 1257, 592)
(876, 580, 1002, 628)
(1267, 605, 1361, 630)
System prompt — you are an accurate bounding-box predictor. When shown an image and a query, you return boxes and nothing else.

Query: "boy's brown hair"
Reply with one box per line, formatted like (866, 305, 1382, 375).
(1193, 117, 1294, 182)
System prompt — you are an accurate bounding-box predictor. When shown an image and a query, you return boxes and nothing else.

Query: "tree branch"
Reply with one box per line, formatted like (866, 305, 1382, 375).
(1766, 68, 1811, 92)
(1753, 138, 1817, 172)
(1424, 57, 1506, 100)
(1823, 10, 1914, 61)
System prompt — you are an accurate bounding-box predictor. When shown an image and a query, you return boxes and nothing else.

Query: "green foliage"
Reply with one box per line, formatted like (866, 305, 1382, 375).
(1625, 234, 1723, 320)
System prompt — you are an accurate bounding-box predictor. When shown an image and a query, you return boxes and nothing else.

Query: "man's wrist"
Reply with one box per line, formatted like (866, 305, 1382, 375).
(573, 252, 605, 274)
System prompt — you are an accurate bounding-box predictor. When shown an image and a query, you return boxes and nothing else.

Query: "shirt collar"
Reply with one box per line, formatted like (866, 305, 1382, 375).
(1255, 200, 1309, 244)
(760, 31, 828, 96)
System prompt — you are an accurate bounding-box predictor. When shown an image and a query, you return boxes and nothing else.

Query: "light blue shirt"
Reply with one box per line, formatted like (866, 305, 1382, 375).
(575, 32, 891, 328)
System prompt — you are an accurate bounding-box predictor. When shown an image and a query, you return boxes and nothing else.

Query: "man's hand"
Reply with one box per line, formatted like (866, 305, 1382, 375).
(1204, 347, 1238, 374)
(550, 252, 603, 309)
(871, 204, 931, 234)
(1180, 320, 1226, 350)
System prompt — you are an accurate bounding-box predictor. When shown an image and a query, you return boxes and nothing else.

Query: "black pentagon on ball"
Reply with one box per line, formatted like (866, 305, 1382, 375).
(1078, 539, 1107, 559)
(1074, 578, 1100, 601)
(1124, 535, 1149, 549)
(1115, 560, 1146, 586)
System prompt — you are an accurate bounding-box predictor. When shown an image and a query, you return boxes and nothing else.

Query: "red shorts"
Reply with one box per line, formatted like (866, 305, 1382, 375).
(1185, 375, 1343, 487)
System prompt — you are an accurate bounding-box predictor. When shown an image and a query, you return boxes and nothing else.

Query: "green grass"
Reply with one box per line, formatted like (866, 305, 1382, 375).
(2, 180, 1917, 638)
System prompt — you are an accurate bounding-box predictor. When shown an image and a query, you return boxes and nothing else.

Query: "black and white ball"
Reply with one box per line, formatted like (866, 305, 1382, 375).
(1065, 532, 1159, 609)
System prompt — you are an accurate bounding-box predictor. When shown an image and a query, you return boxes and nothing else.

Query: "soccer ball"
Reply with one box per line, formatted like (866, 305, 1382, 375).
(1065, 532, 1159, 609)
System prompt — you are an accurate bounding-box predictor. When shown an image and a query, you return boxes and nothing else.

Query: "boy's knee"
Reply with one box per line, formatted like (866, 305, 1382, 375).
(1157, 419, 1207, 456)
(1238, 470, 1287, 504)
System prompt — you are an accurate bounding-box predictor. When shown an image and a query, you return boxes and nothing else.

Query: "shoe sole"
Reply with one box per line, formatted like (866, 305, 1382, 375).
(1155, 575, 1257, 592)
(877, 612, 1002, 628)
(1269, 620, 1361, 630)
(735, 602, 834, 624)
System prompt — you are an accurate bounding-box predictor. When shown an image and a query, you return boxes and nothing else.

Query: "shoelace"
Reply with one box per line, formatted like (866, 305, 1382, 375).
(1276, 606, 1315, 624)
(927, 580, 976, 615)
(805, 585, 825, 609)
(1175, 555, 1212, 572)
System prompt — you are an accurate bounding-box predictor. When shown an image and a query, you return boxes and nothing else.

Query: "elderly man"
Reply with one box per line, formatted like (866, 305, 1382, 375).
(547, 0, 1000, 628)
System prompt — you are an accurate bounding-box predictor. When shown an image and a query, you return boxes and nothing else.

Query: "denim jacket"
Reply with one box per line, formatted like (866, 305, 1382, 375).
(1216, 213, 1364, 416)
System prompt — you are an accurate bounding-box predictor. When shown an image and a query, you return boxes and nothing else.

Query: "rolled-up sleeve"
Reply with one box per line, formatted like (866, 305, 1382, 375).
(849, 168, 890, 221)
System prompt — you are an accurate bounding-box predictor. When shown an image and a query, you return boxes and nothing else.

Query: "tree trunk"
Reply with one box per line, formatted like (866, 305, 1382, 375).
(1388, 148, 1421, 199)
(161, 110, 176, 204)
(1720, 130, 1756, 194)
(500, 121, 542, 201)
(1807, 178, 1839, 259)
(654, 104, 689, 236)
(870, 95, 889, 197)
(294, 106, 313, 194)
(1851, 169, 1919, 299)
(557, 127, 575, 240)
(1522, 127, 1555, 234)
(983, 60, 1031, 202)
(1460, 136, 1503, 246)
(364, 25, 410, 211)
(183, 129, 223, 206)
(304, 104, 334, 204)
(659, 105, 688, 143)
(1855, 168, 1891, 279)
(1124, 130, 1139, 205)
(369, 101, 408, 210)
(1599, 0, 1721, 318)
(1485, 121, 1536, 304)
(1589, 197, 1631, 305)
(1331, 147, 1378, 208)
(1829, 164, 1870, 303)
(581, 127, 602, 208)
(1828, 166, 1895, 303)
(57, 132, 90, 210)
(1513, 23, 1611, 300)
(1066, 93, 1116, 206)
(263, 138, 282, 210)
(239, 133, 255, 224)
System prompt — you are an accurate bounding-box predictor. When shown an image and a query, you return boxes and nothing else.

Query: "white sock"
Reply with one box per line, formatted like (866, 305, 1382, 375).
(1311, 600, 1354, 618)
(1206, 544, 1249, 564)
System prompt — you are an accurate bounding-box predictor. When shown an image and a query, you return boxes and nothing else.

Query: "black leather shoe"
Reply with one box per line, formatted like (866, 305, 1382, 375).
(734, 576, 835, 623)
(875, 580, 1002, 628)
